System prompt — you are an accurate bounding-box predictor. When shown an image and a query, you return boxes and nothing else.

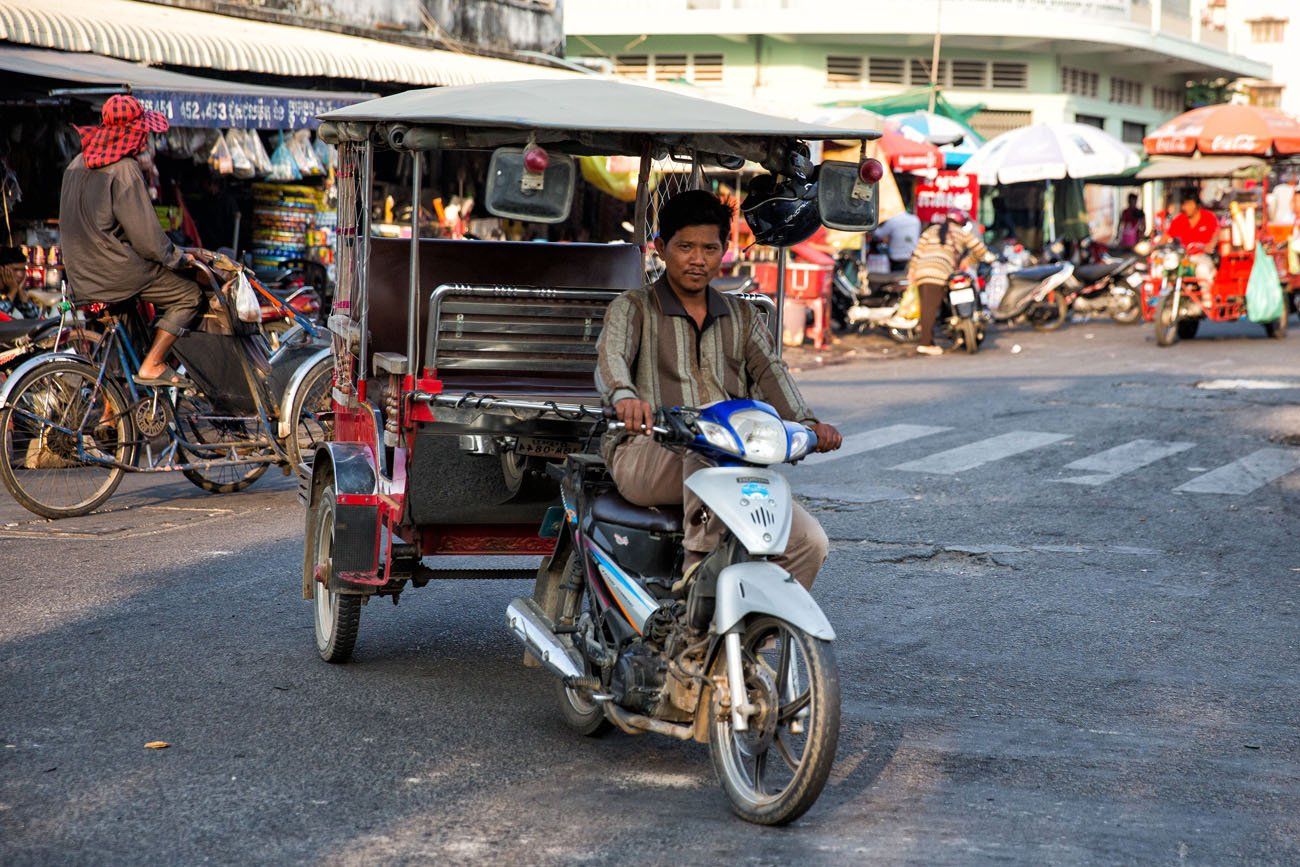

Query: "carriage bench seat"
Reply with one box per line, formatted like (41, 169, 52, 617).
(367, 238, 643, 397)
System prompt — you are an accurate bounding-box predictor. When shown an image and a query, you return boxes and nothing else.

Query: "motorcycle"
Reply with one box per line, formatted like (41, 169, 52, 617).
(1063, 255, 1144, 324)
(988, 259, 1074, 331)
(510, 400, 839, 825)
(833, 251, 911, 338)
(257, 258, 326, 346)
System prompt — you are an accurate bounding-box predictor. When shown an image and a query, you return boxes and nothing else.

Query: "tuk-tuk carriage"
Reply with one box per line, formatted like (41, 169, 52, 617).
(306, 78, 881, 824)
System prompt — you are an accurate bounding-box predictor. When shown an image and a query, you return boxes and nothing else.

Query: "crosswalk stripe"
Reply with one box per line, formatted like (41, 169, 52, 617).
(1054, 439, 1195, 486)
(892, 430, 1070, 475)
(800, 423, 950, 467)
(1175, 448, 1300, 495)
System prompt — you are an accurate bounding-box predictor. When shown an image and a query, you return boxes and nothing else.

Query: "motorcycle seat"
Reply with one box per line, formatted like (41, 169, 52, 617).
(1007, 263, 1066, 284)
(711, 276, 754, 294)
(591, 491, 683, 534)
(0, 316, 58, 342)
(1074, 261, 1126, 285)
(866, 270, 908, 288)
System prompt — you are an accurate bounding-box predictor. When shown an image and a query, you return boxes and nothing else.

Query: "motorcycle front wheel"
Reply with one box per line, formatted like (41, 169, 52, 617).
(956, 319, 981, 354)
(1112, 288, 1142, 324)
(710, 616, 840, 826)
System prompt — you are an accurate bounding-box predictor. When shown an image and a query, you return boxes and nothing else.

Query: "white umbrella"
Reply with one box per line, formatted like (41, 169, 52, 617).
(960, 122, 1139, 185)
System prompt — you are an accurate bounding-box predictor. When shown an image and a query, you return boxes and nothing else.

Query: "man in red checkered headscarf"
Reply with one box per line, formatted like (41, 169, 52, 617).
(59, 94, 203, 387)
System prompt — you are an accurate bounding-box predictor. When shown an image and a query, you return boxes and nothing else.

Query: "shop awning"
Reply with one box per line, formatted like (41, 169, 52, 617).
(0, 46, 373, 128)
(0, 0, 578, 89)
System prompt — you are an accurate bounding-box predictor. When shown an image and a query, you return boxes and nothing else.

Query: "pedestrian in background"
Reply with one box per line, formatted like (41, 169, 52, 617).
(1117, 193, 1146, 250)
(907, 209, 992, 356)
(874, 209, 922, 271)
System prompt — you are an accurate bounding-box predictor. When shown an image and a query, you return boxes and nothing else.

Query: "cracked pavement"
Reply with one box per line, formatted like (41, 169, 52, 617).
(2, 318, 1298, 865)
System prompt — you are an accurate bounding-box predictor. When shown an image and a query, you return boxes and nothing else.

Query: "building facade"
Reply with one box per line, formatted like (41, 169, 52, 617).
(565, 0, 1269, 143)
(1204, 0, 1298, 115)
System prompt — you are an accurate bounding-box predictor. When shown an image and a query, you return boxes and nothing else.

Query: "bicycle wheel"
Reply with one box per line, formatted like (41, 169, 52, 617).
(176, 394, 271, 494)
(286, 356, 334, 472)
(0, 359, 133, 519)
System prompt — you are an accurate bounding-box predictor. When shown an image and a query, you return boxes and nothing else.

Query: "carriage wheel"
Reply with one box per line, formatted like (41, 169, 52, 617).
(306, 482, 361, 663)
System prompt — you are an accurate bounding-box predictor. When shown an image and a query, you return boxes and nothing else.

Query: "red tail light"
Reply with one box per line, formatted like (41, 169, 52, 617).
(858, 158, 885, 184)
(524, 145, 550, 173)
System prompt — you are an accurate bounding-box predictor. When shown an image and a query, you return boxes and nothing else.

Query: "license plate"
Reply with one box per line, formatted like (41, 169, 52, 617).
(516, 437, 572, 458)
(949, 288, 976, 305)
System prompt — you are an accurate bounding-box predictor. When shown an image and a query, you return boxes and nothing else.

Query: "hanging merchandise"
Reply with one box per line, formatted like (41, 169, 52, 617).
(268, 132, 302, 182)
(290, 130, 325, 176)
(226, 129, 255, 180)
(207, 132, 233, 175)
(244, 130, 273, 176)
(312, 134, 334, 172)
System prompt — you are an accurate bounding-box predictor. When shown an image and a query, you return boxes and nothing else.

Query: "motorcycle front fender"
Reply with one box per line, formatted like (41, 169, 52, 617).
(713, 561, 835, 640)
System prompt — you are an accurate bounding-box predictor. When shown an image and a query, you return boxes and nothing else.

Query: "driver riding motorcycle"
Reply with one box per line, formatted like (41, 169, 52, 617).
(1161, 193, 1219, 286)
(595, 189, 843, 589)
(59, 94, 201, 388)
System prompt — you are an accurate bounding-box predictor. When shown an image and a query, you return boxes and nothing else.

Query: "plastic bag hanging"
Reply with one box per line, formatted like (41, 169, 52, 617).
(207, 133, 233, 175)
(290, 129, 324, 176)
(1245, 244, 1284, 324)
(268, 131, 301, 182)
(244, 130, 273, 176)
(312, 133, 334, 172)
(233, 272, 262, 323)
(225, 130, 255, 179)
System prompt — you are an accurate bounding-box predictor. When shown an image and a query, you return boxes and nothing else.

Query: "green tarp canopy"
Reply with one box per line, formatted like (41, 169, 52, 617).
(822, 88, 982, 124)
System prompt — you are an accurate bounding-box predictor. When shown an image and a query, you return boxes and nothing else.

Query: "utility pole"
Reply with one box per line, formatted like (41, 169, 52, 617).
(928, 0, 943, 113)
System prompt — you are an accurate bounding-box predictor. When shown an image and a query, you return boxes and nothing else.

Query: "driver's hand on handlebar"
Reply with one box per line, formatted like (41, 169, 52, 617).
(615, 398, 655, 435)
(810, 422, 842, 453)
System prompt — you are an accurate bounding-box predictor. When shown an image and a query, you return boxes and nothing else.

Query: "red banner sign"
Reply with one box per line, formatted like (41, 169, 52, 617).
(915, 171, 980, 224)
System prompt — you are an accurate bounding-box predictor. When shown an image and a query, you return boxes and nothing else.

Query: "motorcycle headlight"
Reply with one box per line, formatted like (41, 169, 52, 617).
(1162, 251, 1182, 271)
(696, 419, 741, 455)
(1133, 240, 1151, 256)
(727, 410, 788, 464)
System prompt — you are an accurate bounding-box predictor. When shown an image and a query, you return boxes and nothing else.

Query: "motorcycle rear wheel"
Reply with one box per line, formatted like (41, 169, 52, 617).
(1029, 291, 1069, 332)
(554, 552, 611, 736)
(1112, 289, 1142, 325)
(710, 616, 840, 826)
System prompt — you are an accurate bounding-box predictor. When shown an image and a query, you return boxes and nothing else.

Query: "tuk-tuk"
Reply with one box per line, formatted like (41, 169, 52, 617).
(306, 78, 880, 824)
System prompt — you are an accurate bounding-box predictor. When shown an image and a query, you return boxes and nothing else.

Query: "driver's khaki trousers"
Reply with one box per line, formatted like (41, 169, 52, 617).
(609, 435, 829, 589)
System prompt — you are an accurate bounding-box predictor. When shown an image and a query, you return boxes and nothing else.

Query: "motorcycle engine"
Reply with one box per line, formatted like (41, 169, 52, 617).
(610, 643, 667, 715)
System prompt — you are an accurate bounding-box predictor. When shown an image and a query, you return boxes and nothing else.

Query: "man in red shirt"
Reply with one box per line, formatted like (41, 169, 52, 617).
(1162, 194, 1219, 283)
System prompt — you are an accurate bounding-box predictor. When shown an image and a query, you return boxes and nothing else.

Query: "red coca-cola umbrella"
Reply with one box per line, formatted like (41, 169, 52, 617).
(1143, 103, 1300, 157)
(878, 128, 945, 173)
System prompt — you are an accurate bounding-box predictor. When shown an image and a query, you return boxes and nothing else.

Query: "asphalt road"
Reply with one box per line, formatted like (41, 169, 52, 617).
(2, 318, 1298, 865)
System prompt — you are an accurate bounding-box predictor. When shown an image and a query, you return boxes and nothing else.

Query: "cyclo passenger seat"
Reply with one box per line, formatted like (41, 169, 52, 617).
(590, 490, 684, 534)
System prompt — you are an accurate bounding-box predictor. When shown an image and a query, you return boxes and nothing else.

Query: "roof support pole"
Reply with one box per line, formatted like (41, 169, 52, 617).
(634, 137, 653, 244)
(407, 149, 423, 376)
(357, 140, 374, 389)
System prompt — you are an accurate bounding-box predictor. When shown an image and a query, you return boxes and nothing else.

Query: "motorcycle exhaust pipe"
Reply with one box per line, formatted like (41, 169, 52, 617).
(506, 597, 582, 681)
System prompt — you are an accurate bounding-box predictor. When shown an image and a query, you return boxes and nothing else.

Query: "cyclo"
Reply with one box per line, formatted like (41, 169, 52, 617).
(304, 79, 880, 824)
(0, 251, 333, 517)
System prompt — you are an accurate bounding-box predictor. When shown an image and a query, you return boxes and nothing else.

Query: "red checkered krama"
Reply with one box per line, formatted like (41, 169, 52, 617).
(76, 94, 170, 169)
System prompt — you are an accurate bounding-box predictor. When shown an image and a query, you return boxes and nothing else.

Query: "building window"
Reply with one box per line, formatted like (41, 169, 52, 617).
(1153, 86, 1183, 113)
(910, 58, 948, 87)
(991, 61, 1028, 90)
(1062, 67, 1099, 99)
(1249, 17, 1287, 43)
(826, 55, 864, 87)
(951, 60, 988, 89)
(1121, 121, 1146, 144)
(615, 54, 649, 79)
(971, 109, 1032, 140)
(692, 53, 724, 85)
(867, 57, 905, 85)
(1110, 77, 1143, 106)
(1075, 114, 1105, 129)
(1248, 84, 1284, 108)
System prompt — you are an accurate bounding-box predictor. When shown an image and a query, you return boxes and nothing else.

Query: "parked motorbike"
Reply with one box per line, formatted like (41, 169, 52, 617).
(511, 400, 839, 825)
(258, 258, 327, 344)
(988, 260, 1074, 331)
(833, 251, 911, 338)
(1064, 256, 1143, 324)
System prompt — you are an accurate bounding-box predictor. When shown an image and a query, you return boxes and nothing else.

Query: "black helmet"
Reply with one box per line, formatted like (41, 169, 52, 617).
(741, 173, 822, 247)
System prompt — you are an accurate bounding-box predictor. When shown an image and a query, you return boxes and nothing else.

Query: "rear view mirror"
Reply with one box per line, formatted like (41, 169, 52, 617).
(817, 160, 880, 232)
(485, 147, 576, 224)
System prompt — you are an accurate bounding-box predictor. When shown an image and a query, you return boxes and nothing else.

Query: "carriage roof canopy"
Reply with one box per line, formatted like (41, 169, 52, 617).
(320, 78, 879, 142)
